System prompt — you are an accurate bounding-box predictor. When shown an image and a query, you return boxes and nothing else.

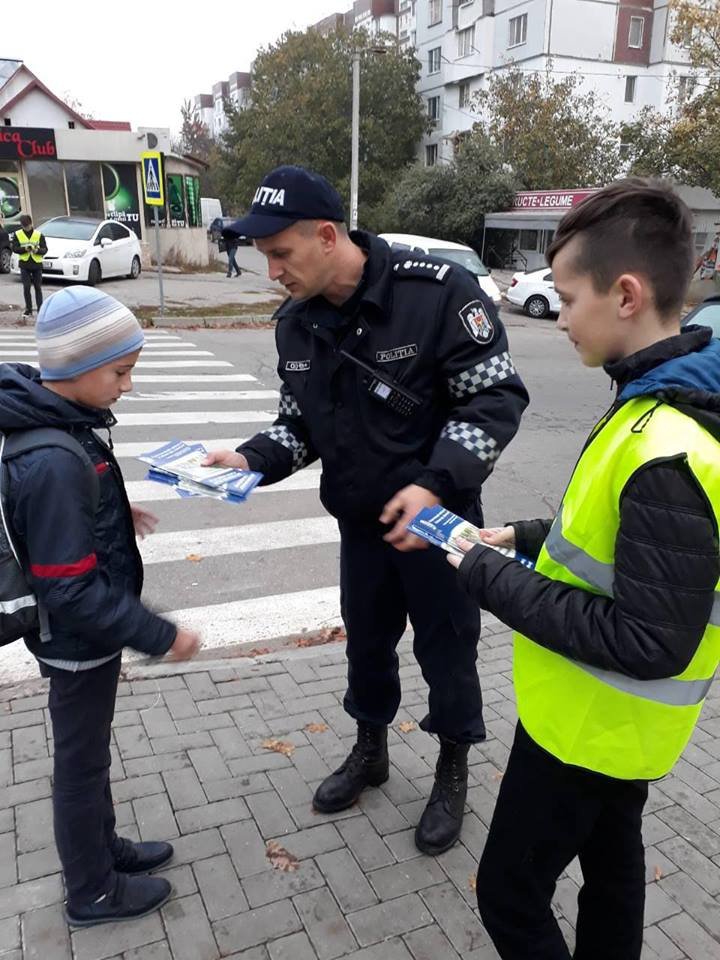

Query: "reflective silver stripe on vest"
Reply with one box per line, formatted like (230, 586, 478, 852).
(0, 594, 35, 615)
(543, 509, 718, 705)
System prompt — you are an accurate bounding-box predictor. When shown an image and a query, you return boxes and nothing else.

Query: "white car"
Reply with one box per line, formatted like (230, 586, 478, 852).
(379, 232, 502, 306)
(506, 268, 561, 319)
(11, 216, 142, 285)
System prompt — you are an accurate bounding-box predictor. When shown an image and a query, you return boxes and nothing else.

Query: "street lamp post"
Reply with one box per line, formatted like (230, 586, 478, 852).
(350, 51, 361, 231)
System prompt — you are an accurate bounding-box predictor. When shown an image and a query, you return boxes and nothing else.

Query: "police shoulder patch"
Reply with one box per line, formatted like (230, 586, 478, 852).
(459, 300, 494, 344)
(392, 257, 452, 283)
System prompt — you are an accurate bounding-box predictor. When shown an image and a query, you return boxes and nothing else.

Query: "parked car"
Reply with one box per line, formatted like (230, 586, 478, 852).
(208, 217, 250, 245)
(682, 294, 720, 338)
(506, 268, 561, 319)
(379, 232, 502, 306)
(0, 225, 11, 274)
(10, 217, 141, 285)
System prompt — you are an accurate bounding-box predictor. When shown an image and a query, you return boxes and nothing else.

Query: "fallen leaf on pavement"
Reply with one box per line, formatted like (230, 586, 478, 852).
(398, 721, 417, 733)
(492, 771, 504, 781)
(186, 554, 203, 563)
(305, 722, 329, 734)
(294, 626, 347, 647)
(262, 738, 295, 757)
(469, 875, 477, 892)
(653, 865, 664, 881)
(266, 840, 299, 872)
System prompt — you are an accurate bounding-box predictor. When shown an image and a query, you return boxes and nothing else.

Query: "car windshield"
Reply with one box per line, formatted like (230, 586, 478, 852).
(428, 248, 489, 276)
(39, 219, 98, 241)
(690, 302, 720, 338)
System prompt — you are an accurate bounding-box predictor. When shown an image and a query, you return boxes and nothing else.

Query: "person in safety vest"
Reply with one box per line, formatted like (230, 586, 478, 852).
(449, 179, 720, 959)
(11, 214, 47, 319)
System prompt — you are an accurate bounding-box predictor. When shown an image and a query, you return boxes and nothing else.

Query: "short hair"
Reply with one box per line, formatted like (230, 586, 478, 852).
(19, 214, 32, 228)
(547, 178, 694, 317)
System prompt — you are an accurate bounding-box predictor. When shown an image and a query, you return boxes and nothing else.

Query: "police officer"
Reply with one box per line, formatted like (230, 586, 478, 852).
(206, 166, 529, 854)
(11, 214, 47, 319)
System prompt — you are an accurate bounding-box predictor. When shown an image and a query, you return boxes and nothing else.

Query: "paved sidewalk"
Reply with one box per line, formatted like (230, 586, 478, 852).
(2, 618, 720, 960)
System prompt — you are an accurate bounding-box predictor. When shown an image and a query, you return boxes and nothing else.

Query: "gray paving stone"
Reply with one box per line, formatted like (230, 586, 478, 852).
(164, 690, 200, 720)
(0, 708, 44, 731)
(17, 843, 60, 882)
(289, 801, 362, 830)
(199, 695, 253, 717)
(357, 788, 409, 835)
(162, 893, 219, 960)
(383, 828, 422, 863)
(140, 706, 177, 740)
(194, 853, 248, 920)
(246, 790, 296, 838)
(658, 836, 720, 895)
(228, 753, 292, 777)
(22, 902, 71, 960)
(133, 793, 179, 841)
(268, 768, 314, 808)
(289, 745, 332, 782)
(644, 881, 685, 926)
(643, 813, 680, 848)
(170, 829, 226, 867)
(420, 881, 493, 954)
(163, 767, 206, 811)
(184, 673, 218, 701)
(269, 824, 344, 861)
(243, 859, 326, 908)
(660, 911, 720, 959)
(0, 831, 16, 889)
(213, 900, 302, 954)
(11, 724, 48, 763)
(0, 915, 20, 954)
(336, 939, 413, 960)
(210, 727, 252, 761)
(403, 925, 462, 960)
(113, 774, 165, 804)
(317, 848, 378, 912)
(0, 748, 11, 787)
(435, 843, 480, 904)
(204, 773, 272, 802)
(267, 931, 317, 960)
(368, 856, 446, 901)
(16, 797, 53, 854)
(293, 887, 357, 959)
(659, 872, 720, 937)
(0, 808, 13, 834)
(223, 948, 269, 960)
(124, 753, 190, 777)
(188, 745, 231, 782)
(346, 892, 433, 946)
(123, 943, 173, 960)
(0, 777, 51, 809)
(181, 797, 251, 836)
(12, 757, 53, 783)
(221, 820, 269, 879)
(655, 806, 720, 857)
(657, 777, 720, 826)
(152, 732, 214, 755)
(115, 725, 154, 760)
(643, 923, 687, 960)
(337, 816, 395, 871)
(162, 864, 197, 899)
(71, 911, 165, 960)
(0, 872, 61, 921)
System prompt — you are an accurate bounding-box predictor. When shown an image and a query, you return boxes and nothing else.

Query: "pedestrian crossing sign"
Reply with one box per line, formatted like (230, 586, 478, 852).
(141, 151, 165, 206)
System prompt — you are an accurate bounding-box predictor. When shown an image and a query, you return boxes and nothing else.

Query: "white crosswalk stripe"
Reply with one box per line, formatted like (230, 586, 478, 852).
(124, 391, 278, 402)
(115, 411, 273, 427)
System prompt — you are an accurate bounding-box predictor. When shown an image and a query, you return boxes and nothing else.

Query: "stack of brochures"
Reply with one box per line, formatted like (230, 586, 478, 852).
(408, 506, 535, 568)
(138, 440, 263, 503)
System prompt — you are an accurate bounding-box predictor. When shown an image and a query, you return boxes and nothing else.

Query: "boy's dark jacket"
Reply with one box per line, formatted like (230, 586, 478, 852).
(459, 326, 720, 681)
(0, 364, 176, 663)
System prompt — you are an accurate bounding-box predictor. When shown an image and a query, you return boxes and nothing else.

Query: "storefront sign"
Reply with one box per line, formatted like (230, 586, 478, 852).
(0, 174, 22, 225)
(167, 174, 186, 228)
(512, 189, 597, 211)
(102, 162, 142, 238)
(0, 127, 56, 161)
(184, 175, 201, 228)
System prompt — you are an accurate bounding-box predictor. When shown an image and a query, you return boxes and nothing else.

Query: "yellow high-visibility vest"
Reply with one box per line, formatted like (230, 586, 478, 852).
(514, 397, 720, 780)
(16, 229, 43, 264)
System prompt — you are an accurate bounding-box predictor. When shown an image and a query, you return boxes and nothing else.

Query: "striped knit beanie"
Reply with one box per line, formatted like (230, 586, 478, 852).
(36, 286, 144, 381)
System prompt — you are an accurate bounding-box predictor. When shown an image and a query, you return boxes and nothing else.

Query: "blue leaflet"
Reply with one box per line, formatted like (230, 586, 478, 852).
(408, 506, 535, 569)
(139, 440, 263, 503)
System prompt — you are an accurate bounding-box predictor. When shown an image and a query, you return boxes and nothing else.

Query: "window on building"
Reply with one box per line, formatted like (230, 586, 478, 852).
(429, 0, 442, 26)
(3, 118, 10, 126)
(628, 16, 645, 49)
(457, 25, 475, 58)
(624, 75, 637, 103)
(426, 144, 439, 166)
(678, 75, 697, 104)
(459, 80, 472, 109)
(483, 0, 495, 14)
(429, 47, 442, 74)
(64, 162, 104, 219)
(68, 121, 75, 129)
(694, 231, 708, 254)
(519, 230, 539, 251)
(427, 95, 441, 126)
(25, 161, 68, 224)
(619, 142, 631, 162)
(509, 13, 528, 48)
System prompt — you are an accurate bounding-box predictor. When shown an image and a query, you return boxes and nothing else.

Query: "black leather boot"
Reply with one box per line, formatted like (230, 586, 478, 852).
(313, 722, 389, 813)
(415, 737, 469, 855)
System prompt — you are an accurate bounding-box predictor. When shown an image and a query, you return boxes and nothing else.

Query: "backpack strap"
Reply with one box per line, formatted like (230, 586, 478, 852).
(3, 428, 101, 514)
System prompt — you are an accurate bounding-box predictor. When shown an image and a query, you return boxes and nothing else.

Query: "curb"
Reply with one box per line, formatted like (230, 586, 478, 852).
(146, 314, 275, 328)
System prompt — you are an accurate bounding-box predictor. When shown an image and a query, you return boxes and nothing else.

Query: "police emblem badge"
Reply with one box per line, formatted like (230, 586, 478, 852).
(459, 300, 494, 344)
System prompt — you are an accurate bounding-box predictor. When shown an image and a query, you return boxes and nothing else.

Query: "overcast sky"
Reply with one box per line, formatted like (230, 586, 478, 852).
(16, 1, 349, 131)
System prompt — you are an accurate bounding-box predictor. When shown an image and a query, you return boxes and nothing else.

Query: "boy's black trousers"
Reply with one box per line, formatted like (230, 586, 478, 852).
(477, 722, 648, 959)
(39, 655, 123, 908)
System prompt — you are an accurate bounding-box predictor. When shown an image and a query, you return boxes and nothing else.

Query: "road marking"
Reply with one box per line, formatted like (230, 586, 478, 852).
(115, 411, 273, 426)
(0, 350, 215, 359)
(135, 360, 234, 368)
(131, 374, 258, 383)
(124, 391, 278, 402)
(162, 586, 342, 650)
(126, 470, 321, 501)
(139, 515, 339, 564)
(113, 437, 246, 458)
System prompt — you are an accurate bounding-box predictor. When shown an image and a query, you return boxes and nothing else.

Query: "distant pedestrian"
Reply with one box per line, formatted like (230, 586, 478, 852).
(223, 231, 241, 278)
(11, 214, 47, 319)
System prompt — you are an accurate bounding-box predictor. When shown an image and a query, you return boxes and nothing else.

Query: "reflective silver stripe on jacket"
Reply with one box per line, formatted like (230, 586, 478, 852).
(542, 509, 718, 705)
(441, 421, 500, 463)
(259, 425, 309, 472)
(278, 385, 301, 419)
(0, 594, 35, 615)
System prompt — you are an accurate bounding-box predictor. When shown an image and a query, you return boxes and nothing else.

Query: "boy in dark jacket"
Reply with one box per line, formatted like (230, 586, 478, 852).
(449, 180, 720, 958)
(0, 286, 201, 927)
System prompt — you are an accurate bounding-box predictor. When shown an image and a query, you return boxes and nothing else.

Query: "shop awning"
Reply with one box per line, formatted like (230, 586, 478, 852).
(484, 210, 563, 232)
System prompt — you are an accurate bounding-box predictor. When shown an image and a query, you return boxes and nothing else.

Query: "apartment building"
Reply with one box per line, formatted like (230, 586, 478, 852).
(416, 0, 704, 165)
(193, 71, 251, 139)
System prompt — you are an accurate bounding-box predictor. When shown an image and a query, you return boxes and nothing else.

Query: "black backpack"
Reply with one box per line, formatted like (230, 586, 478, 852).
(0, 428, 100, 647)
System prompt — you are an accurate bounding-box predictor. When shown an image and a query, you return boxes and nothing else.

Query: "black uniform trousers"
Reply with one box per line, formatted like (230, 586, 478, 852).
(339, 519, 485, 743)
(20, 263, 43, 313)
(476, 722, 648, 960)
(39, 655, 123, 908)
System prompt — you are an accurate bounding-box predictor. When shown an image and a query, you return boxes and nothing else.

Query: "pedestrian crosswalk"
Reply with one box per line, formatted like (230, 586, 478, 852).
(0, 328, 343, 684)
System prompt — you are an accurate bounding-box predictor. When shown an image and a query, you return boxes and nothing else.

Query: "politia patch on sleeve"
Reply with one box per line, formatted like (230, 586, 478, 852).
(459, 300, 494, 344)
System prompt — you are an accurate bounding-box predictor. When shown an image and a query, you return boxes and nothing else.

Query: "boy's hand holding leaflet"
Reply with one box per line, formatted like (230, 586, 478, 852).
(407, 506, 534, 570)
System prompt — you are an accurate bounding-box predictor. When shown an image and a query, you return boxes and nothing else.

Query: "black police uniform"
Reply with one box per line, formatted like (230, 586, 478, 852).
(239, 231, 529, 743)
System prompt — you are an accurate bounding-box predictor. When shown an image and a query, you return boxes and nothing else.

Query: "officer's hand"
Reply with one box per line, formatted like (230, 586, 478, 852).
(130, 504, 158, 539)
(202, 450, 249, 470)
(167, 628, 202, 661)
(380, 484, 440, 552)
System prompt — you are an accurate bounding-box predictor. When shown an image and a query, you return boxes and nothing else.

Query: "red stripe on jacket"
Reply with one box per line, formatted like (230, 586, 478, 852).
(95, 462, 109, 475)
(31, 554, 98, 578)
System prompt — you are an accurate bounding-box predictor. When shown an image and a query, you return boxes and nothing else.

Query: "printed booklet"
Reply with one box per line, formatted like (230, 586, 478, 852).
(138, 440, 263, 503)
(408, 506, 535, 568)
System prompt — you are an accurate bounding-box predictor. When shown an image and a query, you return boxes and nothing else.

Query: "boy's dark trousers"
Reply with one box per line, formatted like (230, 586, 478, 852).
(20, 264, 43, 312)
(477, 722, 648, 960)
(39, 655, 123, 908)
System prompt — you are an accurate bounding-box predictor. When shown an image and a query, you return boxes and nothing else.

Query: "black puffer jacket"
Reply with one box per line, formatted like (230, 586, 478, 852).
(459, 326, 720, 681)
(0, 364, 176, 663)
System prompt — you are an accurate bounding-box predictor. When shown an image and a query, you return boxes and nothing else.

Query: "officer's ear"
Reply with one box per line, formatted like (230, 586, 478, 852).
(317, 220, 341, 254)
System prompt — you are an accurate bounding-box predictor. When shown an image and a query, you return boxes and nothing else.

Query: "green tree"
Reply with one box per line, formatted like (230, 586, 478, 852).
(176, 99, 214, 161)
(215, 27, 427, 220)
(472, 68, 622, 190)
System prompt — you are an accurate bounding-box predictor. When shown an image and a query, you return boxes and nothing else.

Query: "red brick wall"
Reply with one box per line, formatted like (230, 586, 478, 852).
(614, 2, 654, 66)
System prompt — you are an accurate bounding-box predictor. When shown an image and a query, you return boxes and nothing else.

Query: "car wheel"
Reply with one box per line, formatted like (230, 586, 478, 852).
(87, 259, 102, 286)
(128, 255, 141, 279)
(525, 295, 550, 319)
(0, 247, 10, 274)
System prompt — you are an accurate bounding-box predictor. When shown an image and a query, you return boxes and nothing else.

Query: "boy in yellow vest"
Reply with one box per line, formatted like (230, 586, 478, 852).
(450, 179, 720, 959)
(11, 214, 47, 319)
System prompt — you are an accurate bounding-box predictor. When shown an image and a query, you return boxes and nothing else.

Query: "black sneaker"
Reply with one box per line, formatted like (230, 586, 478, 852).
(113, 837, 174, 874)
(22, 310, 32, 319)
(65, 874, 172, 928)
